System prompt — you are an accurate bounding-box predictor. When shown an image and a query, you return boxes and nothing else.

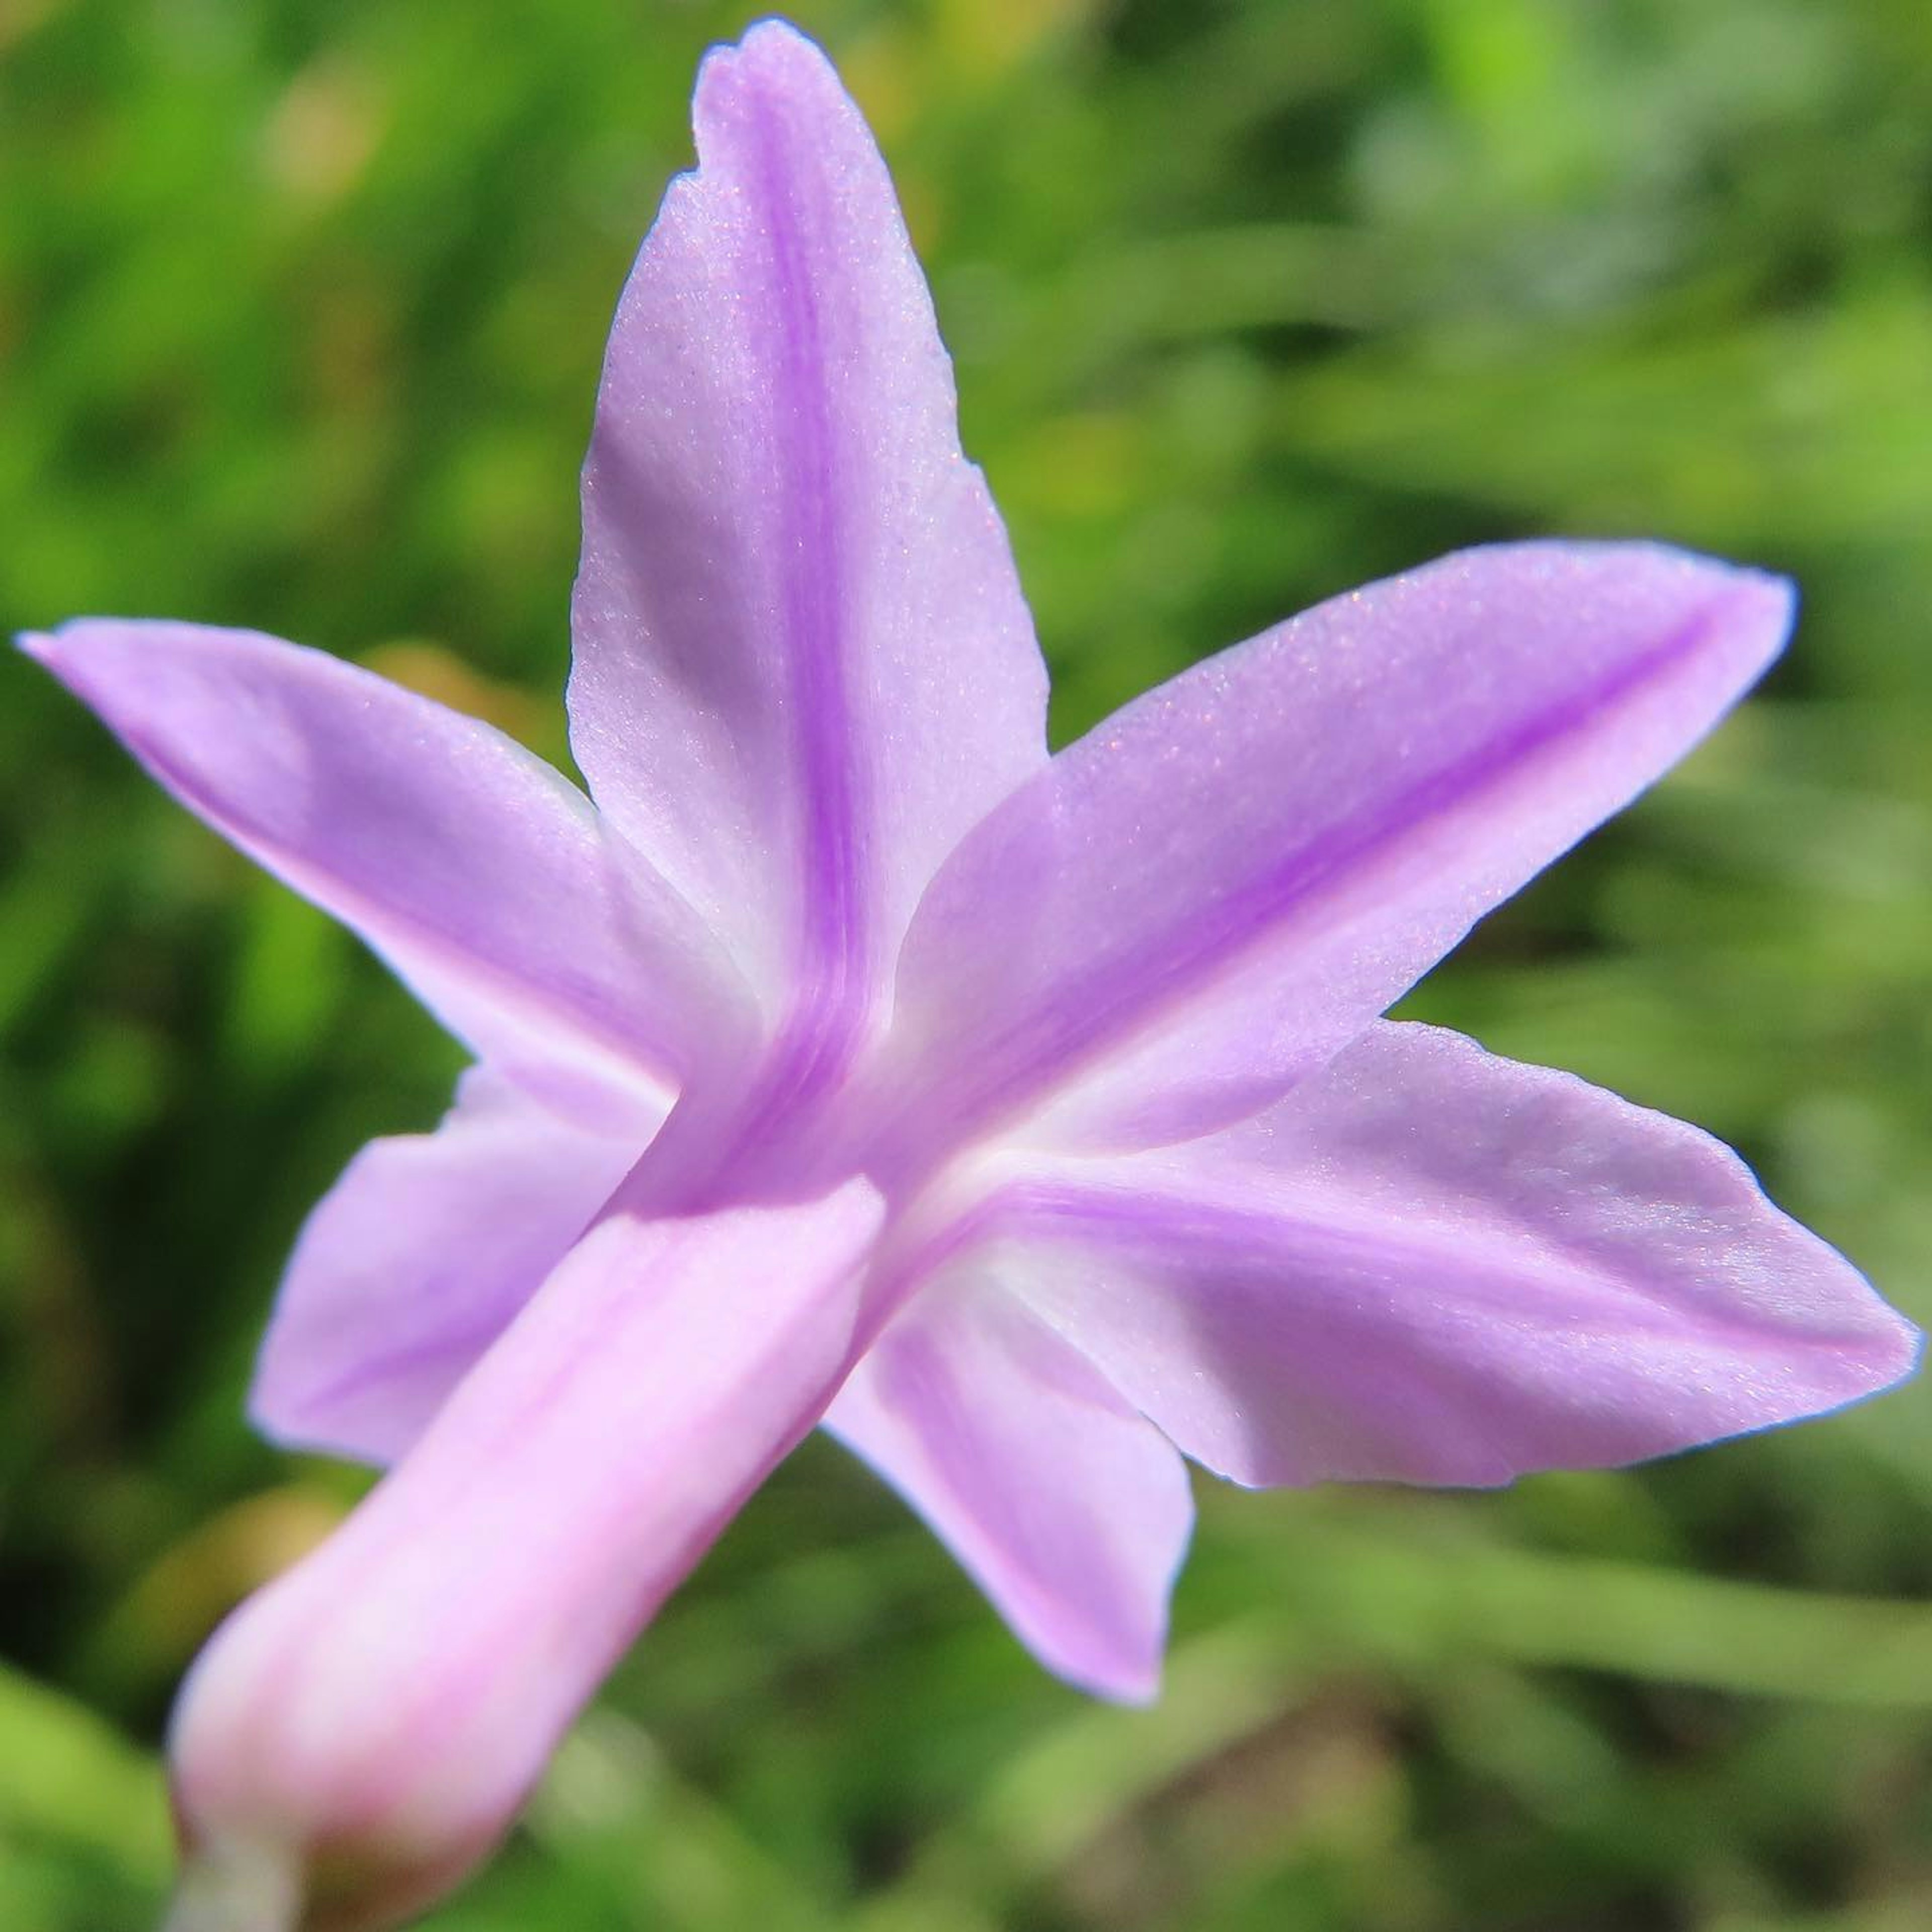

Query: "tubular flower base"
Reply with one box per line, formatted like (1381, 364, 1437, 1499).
(23, 21, 1917, 1931)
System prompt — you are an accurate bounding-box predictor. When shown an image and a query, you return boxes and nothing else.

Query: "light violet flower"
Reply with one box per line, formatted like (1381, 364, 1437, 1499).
(23, 20, 1916, 1932)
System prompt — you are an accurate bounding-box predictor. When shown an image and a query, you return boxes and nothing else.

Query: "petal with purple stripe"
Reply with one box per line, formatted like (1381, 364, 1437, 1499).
(827, 1272, 1191, 1702)
(973, 1023, 1917, 1487)
(251, 1068, 650, 1467)
(570, 22, 1048, 1064)
(884, 543, 1796, 1159)
(23, 620, 736, 1119)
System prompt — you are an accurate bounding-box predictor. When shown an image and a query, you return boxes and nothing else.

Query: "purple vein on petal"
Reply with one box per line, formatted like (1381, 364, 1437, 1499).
(282, 1311, 532, 1439)
(726, 55, 872, 1145)
(979, 1178, 1891, 1356)
(919, 595, 1738, 1147)
(22, 623, 699, 1114)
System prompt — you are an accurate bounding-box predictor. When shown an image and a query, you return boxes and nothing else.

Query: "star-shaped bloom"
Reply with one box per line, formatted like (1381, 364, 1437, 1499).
(24, 21, 1916, 1932)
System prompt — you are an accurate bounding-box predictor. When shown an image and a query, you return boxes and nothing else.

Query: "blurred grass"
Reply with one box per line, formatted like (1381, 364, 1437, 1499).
(4, 0, 1931, 1926)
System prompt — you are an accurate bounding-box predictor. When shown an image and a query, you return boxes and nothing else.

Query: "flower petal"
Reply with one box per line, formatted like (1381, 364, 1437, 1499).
(570, 21, 1048, 1056)
(22, 621, 741, 1121)
(826, 1272, 1191, 1702)
(972, 1024, 1917, 1487)
(884, 543, 1796, 1159)
(250, 1069, 649, 1468)
(170, 1175, 887, 1932)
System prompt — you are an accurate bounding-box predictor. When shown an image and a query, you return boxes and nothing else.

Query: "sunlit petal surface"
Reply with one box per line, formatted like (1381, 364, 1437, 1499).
(21, 620, 723, 1121)
(965, 1023, 1917, 1487)
(887, 545, 1793, 1157)
(571, 25, 1047, 1023)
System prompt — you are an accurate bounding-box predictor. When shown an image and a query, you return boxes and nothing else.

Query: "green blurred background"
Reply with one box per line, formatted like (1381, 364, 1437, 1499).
(5, 0, 1932, 1925)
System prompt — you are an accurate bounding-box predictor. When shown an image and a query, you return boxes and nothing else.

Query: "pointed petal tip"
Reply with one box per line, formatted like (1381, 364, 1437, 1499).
(688, 24, 857, 176)
(736, 15, 830, 58)
(1473, 536, 1797, 657)
(1014, 1620, 1163, 1705)
(1078, 1656, 1164, 1708)
(696, 16, 840, 116)
(15, 620, 140, 707)
(17, 618, 127, 680)
(243, 1370, 386, 1468)
(1028, 1607, 1170, 1706)
(1684, 550, 1798, 673)
(1595, 1308, 1919, 1470)
(721, 15, 834, 70)
(1730, 1299, 1921, 1449)
(1841, 1300, 1924, 1403)
(15, 618, 155, 690)
(1584, 538, 1798, 671)
(1643, 1303, 1921, 1470)
(1893, 1311, 1924, 1378)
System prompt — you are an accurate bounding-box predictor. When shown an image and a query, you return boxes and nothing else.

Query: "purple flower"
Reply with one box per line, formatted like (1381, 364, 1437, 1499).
(24, 20, 1916, 1931)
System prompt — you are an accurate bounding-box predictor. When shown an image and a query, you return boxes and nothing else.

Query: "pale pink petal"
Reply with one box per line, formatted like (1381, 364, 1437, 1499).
(250, 1069, 649, 1467)
(827, 1273, 1191, 1702)
(570, 22, 1047, 1066)
(22, 621, 743, 1123)
(969, 1024, 1917, 1487)
(883, 544, 1796, 1160)
(170, 1176, 886, 1931)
